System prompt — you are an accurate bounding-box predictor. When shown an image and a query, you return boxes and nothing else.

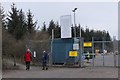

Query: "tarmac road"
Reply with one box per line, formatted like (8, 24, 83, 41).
(2, 54, 118, 78)
(2, 66, 118, 78)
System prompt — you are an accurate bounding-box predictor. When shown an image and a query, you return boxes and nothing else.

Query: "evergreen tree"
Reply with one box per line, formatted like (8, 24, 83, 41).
(76, 24, 83, 37)
(55, 21, 59, 28)
(14, 9, 27, 39)
(89, 29, 94, 38)
(76, 24, 79, 37)
(1, 6, 6, 28)
(84, 26, 91, 41)
(54, 22, 61, 38)
(47, 20, 55, 36)
(41, 22, 46, 31)
(71, 24, 74, 37)
(26, 9, 37, 34)
(7, 3, 19, 35)
(7, 4, 27, 40)
(106, 31, 111, 41)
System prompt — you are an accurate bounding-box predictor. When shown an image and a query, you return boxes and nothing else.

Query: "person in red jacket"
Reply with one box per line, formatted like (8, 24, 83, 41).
(24, 49, 32, 70)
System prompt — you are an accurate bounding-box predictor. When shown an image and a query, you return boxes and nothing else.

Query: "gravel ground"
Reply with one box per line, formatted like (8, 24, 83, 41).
(2, 54, 119, 78)
(2, 66, 118, 78)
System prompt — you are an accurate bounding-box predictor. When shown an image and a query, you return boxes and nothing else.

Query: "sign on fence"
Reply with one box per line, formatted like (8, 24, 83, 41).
(84, 42, 92, 47)
(73, 43, 79, 50)
(69, 51, 78, 57)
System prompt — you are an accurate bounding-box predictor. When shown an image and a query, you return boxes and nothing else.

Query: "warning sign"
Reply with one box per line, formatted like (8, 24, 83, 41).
(73, 43, 79, 50)
(69, 51, 78, 57)
(84, 42, 92, 47)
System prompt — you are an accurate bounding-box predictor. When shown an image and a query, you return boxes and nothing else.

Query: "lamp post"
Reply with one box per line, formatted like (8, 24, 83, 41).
(72, 8, 77, 38)
(50, 29, 54, 66)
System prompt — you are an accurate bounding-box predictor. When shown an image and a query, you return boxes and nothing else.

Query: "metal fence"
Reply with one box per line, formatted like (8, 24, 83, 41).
(82, 37, 118, 67)
(26, 38, 118, 67)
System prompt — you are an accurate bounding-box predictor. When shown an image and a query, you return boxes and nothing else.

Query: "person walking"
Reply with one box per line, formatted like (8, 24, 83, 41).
(24, 49, 32, 70)
(86, 51, 90, 63)
(42, 51, 49, 70)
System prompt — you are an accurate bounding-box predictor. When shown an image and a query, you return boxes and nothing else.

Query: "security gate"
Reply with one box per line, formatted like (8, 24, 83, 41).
(81, 37, 118, 67)
(83, 53, 118, 67)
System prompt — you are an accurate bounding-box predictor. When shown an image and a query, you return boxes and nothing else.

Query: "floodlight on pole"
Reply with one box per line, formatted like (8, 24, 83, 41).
(72, 8, 77, 12)
(72, 8, 77, 38)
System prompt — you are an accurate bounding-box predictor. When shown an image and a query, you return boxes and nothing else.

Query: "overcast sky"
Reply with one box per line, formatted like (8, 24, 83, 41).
(1, 2, 118, 39)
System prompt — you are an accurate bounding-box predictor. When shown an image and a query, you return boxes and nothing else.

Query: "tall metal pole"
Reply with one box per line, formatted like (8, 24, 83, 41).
(79, 25, 82, 67)
(50, 29, 54, 66)
(72, 8, 77, 38)
(74, 12, 76, 38)
(79, 20, 82, 67)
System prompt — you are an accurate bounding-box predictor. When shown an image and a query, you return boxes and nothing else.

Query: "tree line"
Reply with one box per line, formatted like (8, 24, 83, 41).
(1, 3, 111, 41)
(2, 3, 37, 40)
(1, 3, 113, 68)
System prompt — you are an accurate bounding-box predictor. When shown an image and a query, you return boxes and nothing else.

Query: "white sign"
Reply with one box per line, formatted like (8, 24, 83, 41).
(33, 51, 36, 57)
(60, 15, 72, 38)
(73, 43, 79, 50)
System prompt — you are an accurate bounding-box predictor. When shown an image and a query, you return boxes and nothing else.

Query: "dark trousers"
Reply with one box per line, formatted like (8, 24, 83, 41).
(26, 61, 30, 70)
(42, 61, 48, 70)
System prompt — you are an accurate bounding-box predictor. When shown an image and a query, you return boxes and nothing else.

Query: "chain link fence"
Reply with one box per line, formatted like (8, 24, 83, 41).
(83, 39, 118, 67)
(26, 38, 118, 67)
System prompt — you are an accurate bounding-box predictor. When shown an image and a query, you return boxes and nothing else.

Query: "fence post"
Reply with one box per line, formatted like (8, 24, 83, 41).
(113, 37, 117, 67)
(114, 53, 116, 67)
(92, 37, 94, 67)
(79, 38, 84, 68)
(13, 55, 16, 66)
(102, 38, 105, 66)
